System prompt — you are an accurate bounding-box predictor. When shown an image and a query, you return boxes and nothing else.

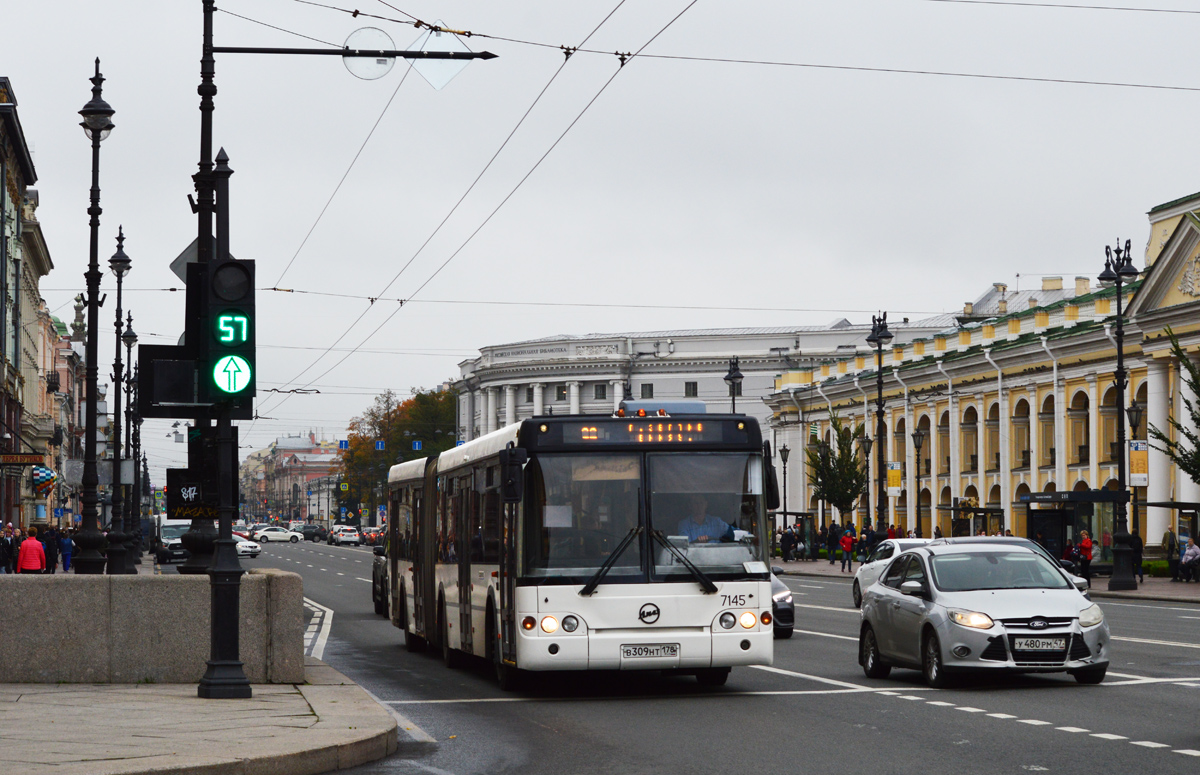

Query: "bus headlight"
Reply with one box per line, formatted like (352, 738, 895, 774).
(739, 611, 757, 629)
(540, 616, 559, 634)
(522, 616, 536, 631)
(719, 612, 737, 629)
(562, 615, 579, 633)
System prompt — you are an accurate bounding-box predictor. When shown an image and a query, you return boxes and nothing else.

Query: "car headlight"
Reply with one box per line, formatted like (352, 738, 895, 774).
(948, 609, 995, 629)
(1078, 604, 1104, 628)
(772, 590, 792, 604)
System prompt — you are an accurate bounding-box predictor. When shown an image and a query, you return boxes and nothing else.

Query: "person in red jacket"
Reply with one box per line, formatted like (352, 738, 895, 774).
(1078, 530, 1093, 588)
(17, 527, 45, 574)
(839, 530, 855, 573)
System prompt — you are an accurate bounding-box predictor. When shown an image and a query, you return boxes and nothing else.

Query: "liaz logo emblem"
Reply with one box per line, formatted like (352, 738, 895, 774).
(638, 603, 660, 624)
(1029, 618, 1049, 630)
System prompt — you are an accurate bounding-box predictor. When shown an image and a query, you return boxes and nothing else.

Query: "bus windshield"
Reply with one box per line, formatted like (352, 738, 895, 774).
(523, 454, 642, 579)
(648, 453, 766, 578)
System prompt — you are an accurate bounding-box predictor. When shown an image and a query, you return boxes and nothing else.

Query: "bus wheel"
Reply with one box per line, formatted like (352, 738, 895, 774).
(441, 605, 462, 669)
(696, 668, 730, 687)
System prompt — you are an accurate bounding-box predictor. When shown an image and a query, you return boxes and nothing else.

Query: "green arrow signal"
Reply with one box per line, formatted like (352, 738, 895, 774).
(213, 355, 251, 394)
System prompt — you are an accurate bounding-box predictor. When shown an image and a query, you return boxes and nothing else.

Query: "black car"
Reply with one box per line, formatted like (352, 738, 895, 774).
(770, 567, 794, 639)
(371, 545, 389, 617)
(299, 524, 327, 542)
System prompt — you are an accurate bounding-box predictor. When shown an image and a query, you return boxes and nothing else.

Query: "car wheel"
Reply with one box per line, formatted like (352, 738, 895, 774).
(860, 625, 891, 679)
(852, 580, 862, 609)
(290, 536, 298, 543)
(922, 631, 951, 689)
(774, 627, 793, 640)
(260, 535, 268, 542)
(695, 668, 730, 687)
(1071, 665, 1107, 684)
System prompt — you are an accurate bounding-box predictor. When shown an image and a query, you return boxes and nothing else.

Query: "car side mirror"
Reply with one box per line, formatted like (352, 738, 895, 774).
(1059, 559, 1076, 571)
(771, 566, 783, 575)
(1071, 576, 1088, 592)
(374, 546, 386, 557)
(900, 580, 924, 596)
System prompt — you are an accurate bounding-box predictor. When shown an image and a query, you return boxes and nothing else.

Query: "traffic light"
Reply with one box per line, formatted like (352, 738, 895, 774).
(199, 257, 256, 409)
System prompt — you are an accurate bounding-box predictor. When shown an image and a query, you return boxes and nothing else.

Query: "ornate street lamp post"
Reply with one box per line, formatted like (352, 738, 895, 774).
(912, 429, 926, 537)
(1127, 401, 1143, 538)
(865, 313, 894, 532)
(860, 435, 874, 529)
(1100, 239, 1140, 591)
(122, 316, 139, 571)
(105, 229, 131, 574)
(74, 60, 115, 575)
(724, 357, 743, 414)
(779, 444, 790, 530)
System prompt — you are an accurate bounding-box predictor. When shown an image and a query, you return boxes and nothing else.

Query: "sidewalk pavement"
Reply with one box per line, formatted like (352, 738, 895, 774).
(774, 556, 1200, 603)
(0, 657, 407, 775)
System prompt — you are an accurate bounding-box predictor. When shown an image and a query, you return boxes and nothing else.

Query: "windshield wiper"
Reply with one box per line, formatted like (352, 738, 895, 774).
(651, 530, 718, 594)
(579, 526, 643, 597)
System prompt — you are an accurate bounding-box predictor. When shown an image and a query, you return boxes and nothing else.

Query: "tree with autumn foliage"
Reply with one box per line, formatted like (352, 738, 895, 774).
(336, 387, 457, 525)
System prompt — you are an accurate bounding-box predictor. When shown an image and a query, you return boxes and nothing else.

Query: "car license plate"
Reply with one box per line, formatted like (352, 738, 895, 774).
(621, 644, 679, 659)
(1013, 637, 1065, 651)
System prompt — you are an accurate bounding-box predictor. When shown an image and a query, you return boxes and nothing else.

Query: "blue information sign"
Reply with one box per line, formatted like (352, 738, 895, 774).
(412, 440, 422, 451)
(338, 439, 349, 450)
(375, 440, 385, 451)
(340, 507, 347, 515)
(53, 508, 64, 520)
(456, 440, 465, 446)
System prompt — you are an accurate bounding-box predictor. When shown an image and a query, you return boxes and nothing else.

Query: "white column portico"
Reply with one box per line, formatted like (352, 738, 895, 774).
(504, 385, 516, 426)
(1145, 359, 1171, 542)
(531, 383, 544, 416)
(1087, 376, 1099, 489)
(568, 381, 581, 415)
(1177, 354, 1200, 513)
(611, 380, 624, 413)
(998, 388, 1011, 531)
(466, 390, 477, 441)
(485, 388, 498, 435)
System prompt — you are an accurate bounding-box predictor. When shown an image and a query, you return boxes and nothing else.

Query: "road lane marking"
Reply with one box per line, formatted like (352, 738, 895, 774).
(1131, 742, 1171, 748)
(1175, 749, 1200, 756)
(386, 686, 926, 705)
(1090, 733, 1128, 740)
(356, 577, 371, 583)
(1018, 720, 1051, 725)
(304, 597, 334, 660)
(794, 603, 858, 614)
(793, 629, 857, 642)
(1056, 727, 1089, 733)
(927, 701, 956, 707)
(955, 707, 986, 713)
(1179, 616, 1200, 620)
(785, 583, 827, 589)
(988, 713, 1017, 719)
(750, 665, 871, 690)
(358, 685, 438, 744)
(1093, 601, 1200, 613)
(1110, 635, 1200, 650)
(896, 695, 924, 701)
(337, 572, 345, 576)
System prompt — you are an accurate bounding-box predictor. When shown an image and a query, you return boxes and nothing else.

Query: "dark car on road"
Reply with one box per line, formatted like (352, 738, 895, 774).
(371, 545, 389, 617)
(770, 567, 794, 639)
(299, 524, 327, 543)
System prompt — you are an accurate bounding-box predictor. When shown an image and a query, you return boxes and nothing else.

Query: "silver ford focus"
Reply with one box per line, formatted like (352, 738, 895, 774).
(858, 544, 1109, 687)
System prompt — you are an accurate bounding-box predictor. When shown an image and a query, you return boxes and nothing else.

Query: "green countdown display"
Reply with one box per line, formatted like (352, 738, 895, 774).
(212, 355, 252, 394)
(216, 313, 249, 345)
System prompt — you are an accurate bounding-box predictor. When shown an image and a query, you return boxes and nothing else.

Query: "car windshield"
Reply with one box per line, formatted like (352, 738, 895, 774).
(649, 453, 766, 577)
(929, 551, 1071, 592)
(161, 525, 188, 540)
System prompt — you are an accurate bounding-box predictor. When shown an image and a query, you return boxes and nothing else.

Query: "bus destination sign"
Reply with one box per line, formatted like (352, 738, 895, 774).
(557, 420, 742, 445)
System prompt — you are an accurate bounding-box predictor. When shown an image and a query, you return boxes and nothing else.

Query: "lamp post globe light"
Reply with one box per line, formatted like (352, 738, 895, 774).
(121, 315, 139, 571)
(105, 228, 131, 574)
(865, 313, 894, 532)
(1100, 239, 1140, 591)
(724, 357, 744, 414)
(74, 60, 115, 575)
(779, 444, 790, 530)
(911, 429, 926, 536)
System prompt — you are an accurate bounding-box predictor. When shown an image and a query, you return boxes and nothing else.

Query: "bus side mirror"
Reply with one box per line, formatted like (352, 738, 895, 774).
(499, 444, 527, 504)
(763, 441, 781, 511)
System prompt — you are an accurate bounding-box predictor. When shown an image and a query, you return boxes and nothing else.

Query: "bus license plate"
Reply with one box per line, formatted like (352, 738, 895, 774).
(622, 644, 679, 659)
(1013, 637, 1065, 651)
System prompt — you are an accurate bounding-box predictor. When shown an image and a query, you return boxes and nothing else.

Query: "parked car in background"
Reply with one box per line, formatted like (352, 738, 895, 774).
(853, 539, 931, 607)
(330, 526, 362, 546)
(770, 567, 794, 639)
(155, 518, 192, 565)
(299, 524, 327, 543)
(363, 527, 385, 546)
(253, 526, 302, 543)
(858, 544, 1108, 688)
(234, 536, 261, 558)
(371, 545, 389, 616)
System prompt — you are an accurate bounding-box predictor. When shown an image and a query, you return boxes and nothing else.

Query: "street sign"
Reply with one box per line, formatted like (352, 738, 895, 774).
(412, 440, 422, 451)
(1129, 440, 1149, 487)
(340, 507, 346, 515)
(375, 440, 385, 451)
(886, 462, 903, 496)
(340, 482, 348, 491)
(306, 490, 312, 497)
(0, 454, 44, 465)
(212, 355, 251, 394)
(53, 508, 64, 520)
(338, 439, 349, 450)
(455, 440, 465, 446)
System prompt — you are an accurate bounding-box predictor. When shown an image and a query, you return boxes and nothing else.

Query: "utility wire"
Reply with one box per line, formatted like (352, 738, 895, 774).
(258, 0, 701, 417)
(918, 0, 1200, 14)
(218, 7, 340, 46)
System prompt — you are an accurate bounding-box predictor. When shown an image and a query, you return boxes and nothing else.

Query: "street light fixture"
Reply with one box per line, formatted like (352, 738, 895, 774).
(1099, 239, 1140, 591)
(74, 59, 115, 575)
(106, 228, 131, 574)
(865, 313, 894, 532)
(121, 315, 139, 571)
(724, 357, 743, 414)
(911, 429, 926, 535)
(1127, 400, 1144, 539)
(859, 435, 873, 528)
(779, 444, 790, 529)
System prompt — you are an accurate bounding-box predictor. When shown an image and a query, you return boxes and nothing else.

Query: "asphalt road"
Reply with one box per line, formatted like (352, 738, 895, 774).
(240, 542, 1200, 775)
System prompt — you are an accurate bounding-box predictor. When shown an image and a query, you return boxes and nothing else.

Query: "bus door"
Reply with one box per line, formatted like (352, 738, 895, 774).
(457, 474, 476, 653)
(411, 486, 427, 639)
(497, 444, 526, 664)
(388, 492, 400, 624)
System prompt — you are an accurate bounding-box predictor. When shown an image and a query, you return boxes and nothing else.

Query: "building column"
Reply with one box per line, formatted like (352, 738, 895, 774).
(998, 387, 1011, 531)
(568, 381, 581, 415)
(1029, 388, 1040, 493)
(1177, 354, 1200, 516)
(1054, 375, 1067, 490)
(504, 385, 516, 426)
(531, 383, 544, 416)
(1087, 376, 1100, 488)
(949, 392, 961, 502)
(975, 397, 986, 499)
(459, 392, 472, 442)
(485, 388, 497, 435)
(903, 404, 916, 534)
(927, 401, 940, 532)
(611, 379, 624, 413)
(1146, 359, 1171, 543)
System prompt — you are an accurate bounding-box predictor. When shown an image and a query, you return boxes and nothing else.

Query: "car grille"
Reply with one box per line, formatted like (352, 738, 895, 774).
(980, 636, 1008, 662)
(998, 617, 1074, 629)
(1068, 634, 1091, 660)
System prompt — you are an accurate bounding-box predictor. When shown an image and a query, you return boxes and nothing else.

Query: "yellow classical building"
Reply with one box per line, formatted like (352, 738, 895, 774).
(766, 191, 1200, 556)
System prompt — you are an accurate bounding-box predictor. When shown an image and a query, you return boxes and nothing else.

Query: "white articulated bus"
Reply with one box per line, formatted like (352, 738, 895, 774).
(384, 405, 780, 689)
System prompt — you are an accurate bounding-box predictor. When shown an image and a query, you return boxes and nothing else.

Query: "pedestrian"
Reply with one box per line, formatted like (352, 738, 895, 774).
(0, 526, 10, 574)
(1130, 528, 1144, 584)
(1004, 529, 1013, 537)
(1181, 537, 1200, 582)
(839, 530, 855, 573)
(16, 527, 45, 574)
(42, 526, 59, 574)
(817, 524, 828, 562)
(60, 529, 73, 573)
(827, 522, 839, 565)
(1165, 526, 1180, 582)
(933, 524, 943, 539)
(2, 523, 14, 573)
(1078, 530, 1093, 588)
(781, 527, 795, 563)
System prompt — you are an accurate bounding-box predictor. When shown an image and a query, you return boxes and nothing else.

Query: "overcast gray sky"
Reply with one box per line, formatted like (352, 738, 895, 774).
(5, 0, 1197, 482)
